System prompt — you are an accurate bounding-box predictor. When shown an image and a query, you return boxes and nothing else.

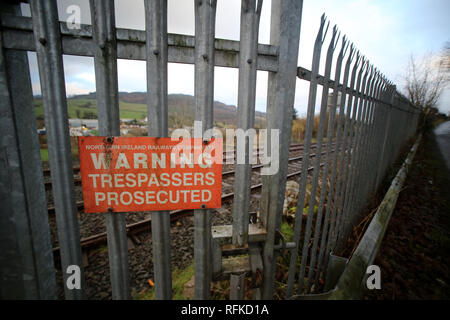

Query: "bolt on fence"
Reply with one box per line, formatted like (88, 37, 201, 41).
(0, 0, 419, 300)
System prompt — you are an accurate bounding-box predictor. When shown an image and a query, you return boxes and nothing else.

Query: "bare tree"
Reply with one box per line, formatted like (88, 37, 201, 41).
(403, 48, 449, 111)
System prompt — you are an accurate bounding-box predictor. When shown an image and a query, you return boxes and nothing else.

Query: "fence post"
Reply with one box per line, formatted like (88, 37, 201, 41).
(260, 0, 303, 299)
(145, 0, 172, 300)
(0, 3, 56, 299)
(194, 0, 217, 300)
(90, 0, 131, 300)
(230, 0, 263, 300)
(232, 0, 262, 247)
(29, 0, 85, 299)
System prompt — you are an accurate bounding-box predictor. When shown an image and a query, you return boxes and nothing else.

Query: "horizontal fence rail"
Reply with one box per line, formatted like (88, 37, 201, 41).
(0, 14, 279, 71)
(0, 0, 419, 300)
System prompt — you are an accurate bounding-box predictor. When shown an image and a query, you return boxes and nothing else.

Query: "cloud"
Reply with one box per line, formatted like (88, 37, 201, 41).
(117, 59, 146, 92)
(65, 82, 94, 96)
(24, 0, 450, 114)
(75, 72, 95, 84)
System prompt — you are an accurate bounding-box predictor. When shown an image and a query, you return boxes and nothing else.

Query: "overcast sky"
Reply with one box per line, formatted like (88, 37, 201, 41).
(23, 0, 450, 115)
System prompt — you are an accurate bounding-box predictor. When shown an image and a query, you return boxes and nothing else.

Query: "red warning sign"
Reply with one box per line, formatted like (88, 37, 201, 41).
(78, 136, 223, 213)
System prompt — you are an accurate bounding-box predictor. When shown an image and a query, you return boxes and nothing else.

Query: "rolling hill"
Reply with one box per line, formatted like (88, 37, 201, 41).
(33, 92, 266, 128)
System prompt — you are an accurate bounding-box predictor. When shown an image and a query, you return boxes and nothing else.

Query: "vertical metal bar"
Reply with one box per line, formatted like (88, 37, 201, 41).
(365, 72, 383, 195)
(365, 71, 380, 192)
(363, 73, 381, 194)
(361, 71, 378, 202)
(378, 84, 390, 154)
(396, 104, 402, 152)
(212, 239, 222, 278)
(310, 35, 349, 291)
(393, 105, 401, 157)
(325, 50, 361, 259)
(351, 67, 375, 214)
(0, 4, 56, 298)
(145, 0, 172, 300)
(317, 43, 356, 287)
(232, 0, 263, 246)
(285, 15, 327, 298)
(374, 80, 390, 172)
(349, 66, 373, 216)
(387, 101, 396, 167)
(334, 58, 367, 250)
(354, 71, 374, 209)
(248, 243, 263, 299)
(380, 81, 391, 180)
(302, 25, 339, 293)
(260, 0, 303, 299)
(375, 84, 395, 189)
(387, 86, 395, 165)
(338, 61, 370, 246)
(348, 64, 373, 229)
(372, 81, 388, 188)
(230, 0, 263, 300)
(194, 0, 217, 300)
(29, 0, 85, 299)
(400, 100, 406, 140)
(406, 101, 413, 139)
(90, 0, 130, 300)
(379, 80, 392, 184)
(393, 94, 401, 161)
(230, 273, 246, 300)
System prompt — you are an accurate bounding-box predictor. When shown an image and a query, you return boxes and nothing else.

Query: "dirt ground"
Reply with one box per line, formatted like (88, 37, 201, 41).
(365, 131, 450, 299)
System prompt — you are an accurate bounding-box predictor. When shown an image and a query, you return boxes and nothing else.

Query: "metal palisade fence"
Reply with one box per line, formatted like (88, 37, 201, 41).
(288, 15, 419, 297)
(0, 0, 419, 300)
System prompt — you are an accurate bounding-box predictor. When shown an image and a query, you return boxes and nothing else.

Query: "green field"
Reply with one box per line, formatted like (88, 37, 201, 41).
(40, 148, 48, 162)
(33, 98, 147, 120)
(33, 94, 267, 129)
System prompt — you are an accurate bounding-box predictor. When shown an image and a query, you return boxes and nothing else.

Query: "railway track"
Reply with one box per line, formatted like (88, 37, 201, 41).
(51, 143, 338, 256)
